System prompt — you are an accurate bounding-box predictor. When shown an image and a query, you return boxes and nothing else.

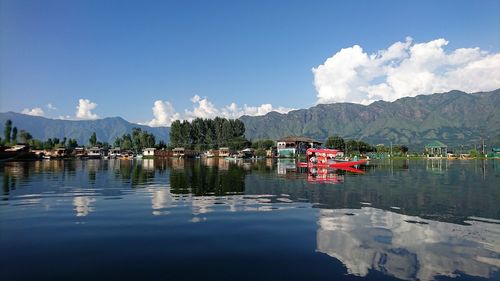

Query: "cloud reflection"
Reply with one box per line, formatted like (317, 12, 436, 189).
(316, 207, 500, 280)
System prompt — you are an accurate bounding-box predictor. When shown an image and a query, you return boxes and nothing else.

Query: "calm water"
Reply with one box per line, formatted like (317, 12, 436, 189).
(1, 158, 499, 281)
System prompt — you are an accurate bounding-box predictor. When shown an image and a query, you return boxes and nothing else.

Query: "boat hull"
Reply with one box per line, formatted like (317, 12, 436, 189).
(298, 159, 368, 168)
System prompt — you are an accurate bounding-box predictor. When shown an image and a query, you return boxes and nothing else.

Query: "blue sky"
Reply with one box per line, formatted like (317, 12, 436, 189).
(1, 0, 499, 125)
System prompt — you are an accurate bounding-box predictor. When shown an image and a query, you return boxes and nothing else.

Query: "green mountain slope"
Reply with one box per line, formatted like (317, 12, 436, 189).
(240, 89, 500, 149)
(0, 112, 170, 146)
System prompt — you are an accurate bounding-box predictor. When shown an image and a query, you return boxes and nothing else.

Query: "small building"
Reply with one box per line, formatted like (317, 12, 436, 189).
(87, 147, 103, 159)
(154, 149, 173, 158)
(109, 148, 121, 158)
(218, 147, 231, 157)
(173, 147, 185, 157)
(238, 148, 255, 158)
(492, 148, 500, 158)
(425, 141, 448, 157)
(276, 136, 322, 158)
(55, 147, 69, 157)
(74, 147, 86, 157)
(266, 147, 277, 158)
(143, 147, 156, 158)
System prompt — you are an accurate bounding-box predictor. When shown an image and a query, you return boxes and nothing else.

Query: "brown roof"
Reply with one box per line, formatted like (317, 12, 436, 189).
(277, 136, 322, 144)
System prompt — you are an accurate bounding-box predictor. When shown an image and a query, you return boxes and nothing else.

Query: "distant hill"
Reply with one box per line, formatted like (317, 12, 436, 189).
(0, 112, 170, 146)
(240, 89, 500, 150)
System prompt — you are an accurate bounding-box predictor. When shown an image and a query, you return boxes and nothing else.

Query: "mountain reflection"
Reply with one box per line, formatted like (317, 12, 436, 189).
(317, 207, 500, 280)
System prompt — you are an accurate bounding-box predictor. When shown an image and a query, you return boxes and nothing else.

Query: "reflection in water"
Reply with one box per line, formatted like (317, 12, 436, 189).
(1, 159, 499, 281)
(317, 208, 500, 280)
(73, 196, 95, 217)
(150, 188, 174, 216)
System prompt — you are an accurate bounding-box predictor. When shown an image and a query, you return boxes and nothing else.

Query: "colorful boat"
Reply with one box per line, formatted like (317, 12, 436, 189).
(298, 148, 368, 168)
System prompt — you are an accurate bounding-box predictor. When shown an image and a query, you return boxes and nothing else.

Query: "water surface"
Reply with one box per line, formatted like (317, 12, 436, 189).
(1, 158, 499, 281)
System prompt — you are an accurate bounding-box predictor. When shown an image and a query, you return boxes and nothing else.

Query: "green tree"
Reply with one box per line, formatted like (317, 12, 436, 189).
(19, 130, 33, 143)
(44, 138, 54, 149)
(4, 120, 12, 144)
(89, 132, 97, 146)
(114, 137, 122, 148)
(325, 135, 345, 149)
(11, 127, 18, 144)
(169, 120, 182, 147)
(68, 138, 78, 148)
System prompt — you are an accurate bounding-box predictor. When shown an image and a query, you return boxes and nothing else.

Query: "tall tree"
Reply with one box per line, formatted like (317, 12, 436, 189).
(4, 120, 12, 144)
(68, 138, 78, 148)
(11, 127, 18, 144)
(169, 120, 182, 147)
(19, 130, 33, 143)
(325, 135, 345, 150)
(89, 132, 97, 146)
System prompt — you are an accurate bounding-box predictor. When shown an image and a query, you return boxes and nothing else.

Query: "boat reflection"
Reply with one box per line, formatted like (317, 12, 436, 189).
(316, 207, 500, 280)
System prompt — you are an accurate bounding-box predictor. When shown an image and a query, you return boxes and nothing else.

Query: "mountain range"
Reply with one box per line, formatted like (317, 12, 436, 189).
(1, 89, 499, 149)
(240, 89, 500, 149)
(0, 112, 170, 146)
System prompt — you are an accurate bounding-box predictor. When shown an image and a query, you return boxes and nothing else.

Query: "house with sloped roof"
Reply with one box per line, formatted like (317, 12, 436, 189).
(425, 141, 448, 157)
(276, 136, 322, 157)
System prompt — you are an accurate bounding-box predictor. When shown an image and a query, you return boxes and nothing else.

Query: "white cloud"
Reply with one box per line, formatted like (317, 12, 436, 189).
(21, 107, 45, 116)
(75, 98, 99, 120)
(185, 95, 294, 120)
(145, 95, 294, 126)
(146, 100, 181, 127)
(47, 103, 56, 110)
(312, 37, 500, 105)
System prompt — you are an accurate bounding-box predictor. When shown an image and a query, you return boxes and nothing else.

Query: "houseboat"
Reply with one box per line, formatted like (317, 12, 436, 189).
(218, 147, 231, 157)
(87, 147, 103, 159)
(298, 148, 368, 168)
(109, 148, 121, 158)
(277, 136, 322, 158)
(143, 148, 156, 158)
(173, 148, 185, 158)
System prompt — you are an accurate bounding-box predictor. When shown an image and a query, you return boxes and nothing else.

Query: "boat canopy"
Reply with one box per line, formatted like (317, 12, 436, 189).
(306, 148, 340, 158)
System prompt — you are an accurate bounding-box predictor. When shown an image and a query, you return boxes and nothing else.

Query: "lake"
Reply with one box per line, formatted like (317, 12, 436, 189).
(1, 158, 499, 281)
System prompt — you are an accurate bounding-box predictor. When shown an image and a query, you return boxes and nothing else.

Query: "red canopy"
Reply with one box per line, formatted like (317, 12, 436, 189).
(306, 148, 340, 157)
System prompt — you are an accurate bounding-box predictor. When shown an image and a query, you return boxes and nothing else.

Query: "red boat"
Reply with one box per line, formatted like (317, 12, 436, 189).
(298, 148, 368, 168)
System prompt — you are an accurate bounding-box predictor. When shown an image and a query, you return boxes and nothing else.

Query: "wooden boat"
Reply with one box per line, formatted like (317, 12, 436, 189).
(298, 148, 368, 168)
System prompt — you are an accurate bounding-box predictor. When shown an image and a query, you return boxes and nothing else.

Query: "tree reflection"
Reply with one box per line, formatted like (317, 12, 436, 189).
(169, 160, 246, 196)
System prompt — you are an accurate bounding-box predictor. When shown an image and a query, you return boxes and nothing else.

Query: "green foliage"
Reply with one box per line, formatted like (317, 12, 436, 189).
(345, 139, 375, 154)
(11, 127, 17, 144)
(251, 139, 275, 150)
(89, 132, 97, 146)
(169, 117, 248, 150)
(19, 130, 33, 143)
(113, 128, 155, 151)
(68, 138, 78, 148)
(4, 119, 12, 144)
(325, 135, 345, 149)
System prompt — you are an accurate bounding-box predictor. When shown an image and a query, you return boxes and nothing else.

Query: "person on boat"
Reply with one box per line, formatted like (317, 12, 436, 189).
(310, 153, 318, 164)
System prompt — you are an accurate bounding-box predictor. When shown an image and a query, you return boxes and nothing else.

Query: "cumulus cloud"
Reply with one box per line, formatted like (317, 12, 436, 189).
(312, 37, 500, 104)
(146, 100, 181, 127)
(75, 99, 99, 120)
(145, 95, 293, 127)
(21, 107, 45, 116)
(184, 95, 294, 120)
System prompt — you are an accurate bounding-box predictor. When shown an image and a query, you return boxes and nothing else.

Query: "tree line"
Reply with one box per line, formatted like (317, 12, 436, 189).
(169, 117, 249, 150)
(325, 135, 409, 155)
(112, 128, 158, 152)
(1, 119, 79, 149)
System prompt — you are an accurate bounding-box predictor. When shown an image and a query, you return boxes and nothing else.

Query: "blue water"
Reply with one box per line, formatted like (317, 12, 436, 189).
(1, 158, 499, 281)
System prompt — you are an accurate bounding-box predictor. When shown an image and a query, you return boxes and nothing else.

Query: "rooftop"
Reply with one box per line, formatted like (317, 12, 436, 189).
(277, 136, 322, 144)
(425, 140, 447, 148)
